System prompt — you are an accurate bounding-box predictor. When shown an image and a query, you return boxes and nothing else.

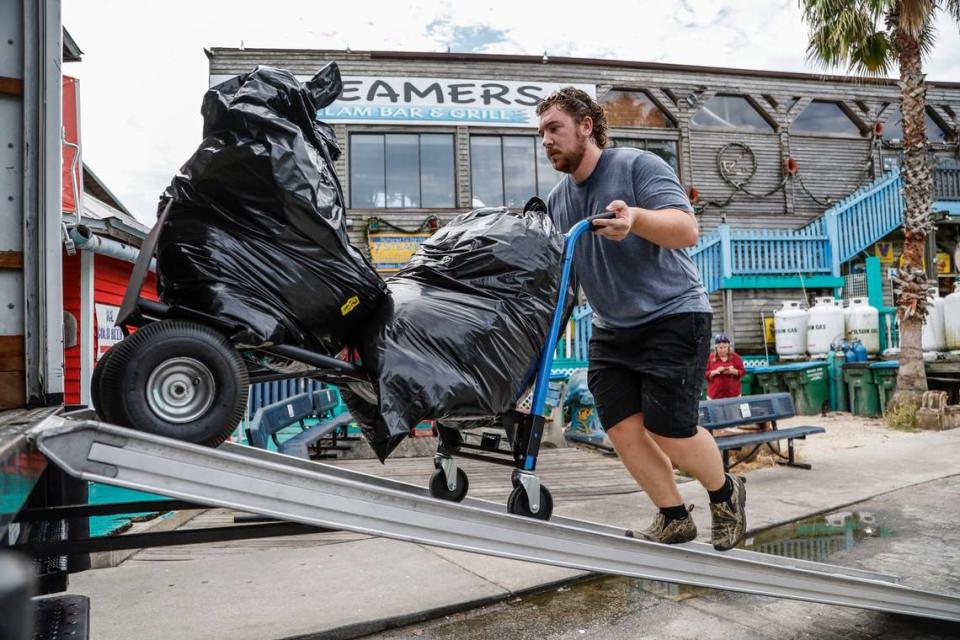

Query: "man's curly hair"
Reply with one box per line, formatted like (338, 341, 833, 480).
(535, 87, 608, 148)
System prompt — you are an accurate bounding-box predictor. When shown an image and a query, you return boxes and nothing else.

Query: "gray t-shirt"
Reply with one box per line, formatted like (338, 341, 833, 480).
(547, 147, 711, 330)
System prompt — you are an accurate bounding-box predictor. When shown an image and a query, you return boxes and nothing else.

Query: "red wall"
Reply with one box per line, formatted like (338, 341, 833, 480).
(63, 251, 82, 404)
(61, 251, 158, 406)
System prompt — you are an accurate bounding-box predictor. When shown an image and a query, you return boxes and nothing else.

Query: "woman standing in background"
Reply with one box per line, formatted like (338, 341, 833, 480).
(705, 335, 745, 399)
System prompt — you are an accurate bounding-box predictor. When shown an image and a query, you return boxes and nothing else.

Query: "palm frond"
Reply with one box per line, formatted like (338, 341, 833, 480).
(942, 0, 960, 25)
(899, 0, 937, 36)
(917, 20, 938, 58)
(850, 31, 895, 73)
(800, 0, 893, 75)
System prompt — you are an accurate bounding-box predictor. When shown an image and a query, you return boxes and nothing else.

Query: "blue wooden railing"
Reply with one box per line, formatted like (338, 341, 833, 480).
(689, 230, 723, 292)
(729, 224, 832, 275)
(687, 169, 912, 294)
(826, 170, 904, 264)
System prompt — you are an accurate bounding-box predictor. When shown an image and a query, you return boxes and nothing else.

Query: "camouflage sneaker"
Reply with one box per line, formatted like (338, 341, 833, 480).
(625, 505, 697, 544)
(710, 474, 746, 551)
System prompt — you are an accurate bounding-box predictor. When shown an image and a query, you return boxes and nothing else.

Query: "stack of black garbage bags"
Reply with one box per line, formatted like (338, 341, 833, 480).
(156, 63, 566, 461)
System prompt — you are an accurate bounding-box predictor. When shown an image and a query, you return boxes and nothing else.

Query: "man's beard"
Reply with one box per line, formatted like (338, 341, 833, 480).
(550, 133, 588, 174)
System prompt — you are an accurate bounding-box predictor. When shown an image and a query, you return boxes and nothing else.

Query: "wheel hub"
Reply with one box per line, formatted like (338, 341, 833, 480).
(146, 357, 216, 423)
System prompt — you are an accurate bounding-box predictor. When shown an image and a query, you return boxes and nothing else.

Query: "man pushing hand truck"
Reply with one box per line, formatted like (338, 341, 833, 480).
(536, 88, 746, 550)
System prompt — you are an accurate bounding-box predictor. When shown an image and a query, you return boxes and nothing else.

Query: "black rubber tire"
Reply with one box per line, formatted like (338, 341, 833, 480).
(428, 467, 469, 502)
(507, 483, 554, 520)
(91, 344, 119, 421)
(99, 320, 248, 446)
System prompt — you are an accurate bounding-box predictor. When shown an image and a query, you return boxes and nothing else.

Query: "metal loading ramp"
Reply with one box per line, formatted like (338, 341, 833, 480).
(30, 415, 960, 623)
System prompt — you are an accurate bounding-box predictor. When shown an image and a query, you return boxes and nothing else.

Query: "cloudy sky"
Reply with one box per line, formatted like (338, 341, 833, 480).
(62, 0, 960, 225)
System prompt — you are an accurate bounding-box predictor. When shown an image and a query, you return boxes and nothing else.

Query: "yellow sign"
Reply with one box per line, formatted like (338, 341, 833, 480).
(936, 252, 952, 275)
(368, 233, 432, 272)
(874, 241, 895, 264)
(763, 317, 775, 344)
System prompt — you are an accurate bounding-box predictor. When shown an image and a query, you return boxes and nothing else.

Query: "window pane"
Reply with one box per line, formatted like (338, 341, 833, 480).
(420, 134, 455, 208)
(350, 135, 385, 208)
(645, 140, 680, 174)
(384, 134, 420, 207)
(792, 101, 861, 136)
(691, 96, 773, 132)
(883, 106, 949, 143)
(611, 138, 680, 176)
(536, 137, 562, 197)
(610, 138, 642, 150)
(470, 137, 504, 207)
(600, 90, 675, 128)
(503, 136, 536, 208)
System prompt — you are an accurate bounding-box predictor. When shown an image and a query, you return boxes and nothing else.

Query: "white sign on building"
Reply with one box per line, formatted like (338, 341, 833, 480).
(95, 304, 124, 362)
(209, 74, 596, 128)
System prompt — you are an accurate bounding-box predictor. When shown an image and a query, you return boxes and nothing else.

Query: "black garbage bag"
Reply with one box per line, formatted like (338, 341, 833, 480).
(156, 63, 387, 353)
(341, 200, 567, 461)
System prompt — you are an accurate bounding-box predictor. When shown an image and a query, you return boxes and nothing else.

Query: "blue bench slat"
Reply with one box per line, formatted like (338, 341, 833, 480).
(278, 414, 354, 458)
(246, 392, 315, 449)
(699, 392, 796, 430)
(311, 388, 339, 414)
(247, 389, 349, 452)
(714, 426, 825, 450)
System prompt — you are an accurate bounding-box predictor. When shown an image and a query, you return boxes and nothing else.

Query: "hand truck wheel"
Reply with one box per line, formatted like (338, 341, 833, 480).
(428, 466, 469, 502)
(507, 483, 553, 520)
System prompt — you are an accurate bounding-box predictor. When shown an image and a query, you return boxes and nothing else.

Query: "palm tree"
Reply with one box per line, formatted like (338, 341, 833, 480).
(800, 0, 960, 409)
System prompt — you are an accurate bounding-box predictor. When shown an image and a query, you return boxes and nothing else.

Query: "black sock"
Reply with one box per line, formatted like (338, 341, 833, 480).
(709, 475, 733, 505)
(659, 504, 689, 523)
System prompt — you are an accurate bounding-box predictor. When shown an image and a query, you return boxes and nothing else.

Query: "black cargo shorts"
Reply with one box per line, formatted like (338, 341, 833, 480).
(587, 312, 711, 438)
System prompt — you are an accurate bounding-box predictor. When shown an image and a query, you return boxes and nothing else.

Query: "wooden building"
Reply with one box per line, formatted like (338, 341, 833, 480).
(206, 48, 960, 353)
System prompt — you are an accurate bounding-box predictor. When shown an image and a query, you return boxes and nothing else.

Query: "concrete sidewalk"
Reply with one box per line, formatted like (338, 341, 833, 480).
(68, 424, 960, 640)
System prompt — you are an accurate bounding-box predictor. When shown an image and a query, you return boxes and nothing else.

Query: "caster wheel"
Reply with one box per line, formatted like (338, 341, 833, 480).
(507, 484, 553, 520)
(99, 320, 248, 446)
(429, 467, 469, 502)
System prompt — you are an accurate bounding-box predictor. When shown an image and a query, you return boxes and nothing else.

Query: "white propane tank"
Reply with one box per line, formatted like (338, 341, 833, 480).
(945, 282, 960, 352)
(774, 301, 808, 358)
(845, 297, 880, 355)
(921, 287, 946, 353)
(807, 297, 844, 357)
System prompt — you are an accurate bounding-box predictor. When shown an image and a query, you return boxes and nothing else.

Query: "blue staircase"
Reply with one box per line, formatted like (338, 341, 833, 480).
(688, 169, 908, 294)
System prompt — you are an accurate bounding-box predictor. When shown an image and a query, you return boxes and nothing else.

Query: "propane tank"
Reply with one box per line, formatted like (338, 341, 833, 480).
(945, 281, 960, 351)
(845, 297, 880, 356)
(774, 301, 808, 358)
(807, 297, 844, 357)
(921, 287, 946, 353)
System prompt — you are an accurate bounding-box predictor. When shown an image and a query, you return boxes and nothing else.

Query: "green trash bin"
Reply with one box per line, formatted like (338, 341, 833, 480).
(870, 360, 899, 416)
(844, 362, 880, 417)
(740, 371, 756, 397)
(780, 362, 830, 416)
(754, 367, 788, 395)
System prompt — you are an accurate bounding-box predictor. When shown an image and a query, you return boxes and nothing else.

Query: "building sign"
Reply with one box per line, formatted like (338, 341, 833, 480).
(319, 77, 595, 127)
(95, 304, 124, 362)
(368, 233, 432, 272)
(936, 252, 951, 274)
(210, 74, 596, 128)
(874, 241, 894, 264)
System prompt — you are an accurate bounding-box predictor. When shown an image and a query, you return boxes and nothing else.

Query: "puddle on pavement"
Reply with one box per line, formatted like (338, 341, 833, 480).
(627, 508, 896, 601)
(374, 510, 895, 638)
(742, 508, 894, 562)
